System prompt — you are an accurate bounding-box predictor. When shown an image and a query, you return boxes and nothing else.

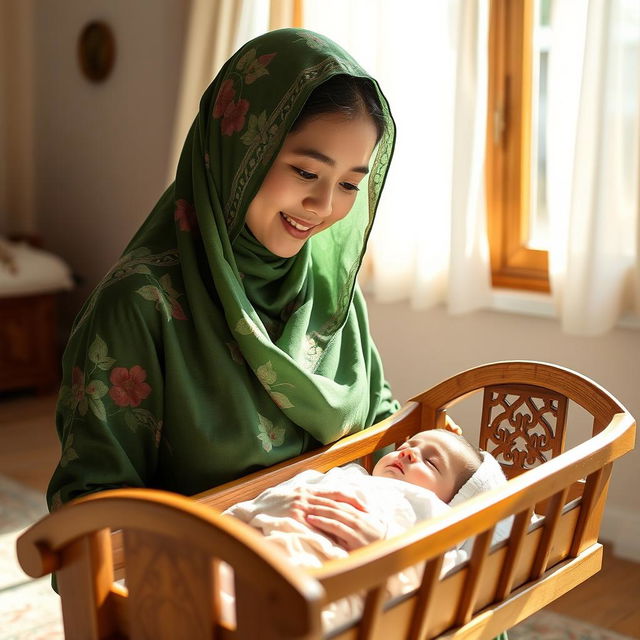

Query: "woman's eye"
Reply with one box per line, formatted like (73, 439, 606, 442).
(341, 182, 359, 192)
(292, 166, 317, 180)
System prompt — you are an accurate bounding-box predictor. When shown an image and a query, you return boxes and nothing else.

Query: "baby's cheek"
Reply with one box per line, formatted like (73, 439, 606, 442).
(371, 455, 392, 477)
(409, 468, 436, 490)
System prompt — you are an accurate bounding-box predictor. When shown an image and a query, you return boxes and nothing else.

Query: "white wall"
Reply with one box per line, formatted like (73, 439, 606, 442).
(366, 299, 640, 561)
(33, 0, 187, 314)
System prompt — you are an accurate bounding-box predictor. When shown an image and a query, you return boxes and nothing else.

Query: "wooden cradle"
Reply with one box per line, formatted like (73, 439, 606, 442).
(17, 361, 636, 640)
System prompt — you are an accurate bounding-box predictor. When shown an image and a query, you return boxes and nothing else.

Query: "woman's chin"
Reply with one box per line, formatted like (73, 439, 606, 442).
(267, 239, 307, 259)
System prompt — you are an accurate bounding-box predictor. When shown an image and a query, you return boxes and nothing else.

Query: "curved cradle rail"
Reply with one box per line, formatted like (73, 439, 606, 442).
(17, 361, 636, 639)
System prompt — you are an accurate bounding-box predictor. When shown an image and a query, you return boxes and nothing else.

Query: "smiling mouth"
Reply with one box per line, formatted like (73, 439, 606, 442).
(280, 212, 316, 232)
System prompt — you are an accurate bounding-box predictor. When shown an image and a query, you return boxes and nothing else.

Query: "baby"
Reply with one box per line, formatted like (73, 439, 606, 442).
(222, 429, 508, 631)
(225, 429, 506, 552)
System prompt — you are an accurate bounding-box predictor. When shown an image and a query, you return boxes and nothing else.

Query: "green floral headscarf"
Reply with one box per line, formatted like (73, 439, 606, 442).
(48, 28, 398, 507)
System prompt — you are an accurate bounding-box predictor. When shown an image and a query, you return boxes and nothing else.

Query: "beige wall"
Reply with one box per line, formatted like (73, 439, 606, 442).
(33, 0, 186, 315)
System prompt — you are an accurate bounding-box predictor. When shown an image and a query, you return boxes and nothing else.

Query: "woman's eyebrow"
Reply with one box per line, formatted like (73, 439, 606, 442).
(291, 147, 369, 174)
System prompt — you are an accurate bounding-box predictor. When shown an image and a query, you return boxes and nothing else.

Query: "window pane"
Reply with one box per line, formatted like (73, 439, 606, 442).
(528, 0, 551, 250)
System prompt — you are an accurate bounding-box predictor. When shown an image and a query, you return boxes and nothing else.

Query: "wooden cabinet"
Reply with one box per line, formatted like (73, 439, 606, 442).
(0, 293, 60, 393)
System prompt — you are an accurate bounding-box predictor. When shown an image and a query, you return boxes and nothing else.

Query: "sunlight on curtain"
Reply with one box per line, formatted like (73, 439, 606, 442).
(302, 0, 492, 313)
(547, 0, 640, 335)
(167, 0, 270, 183)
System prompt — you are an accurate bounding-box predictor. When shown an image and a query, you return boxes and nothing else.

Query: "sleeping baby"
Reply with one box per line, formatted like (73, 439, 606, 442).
(221, 428, 509, 631)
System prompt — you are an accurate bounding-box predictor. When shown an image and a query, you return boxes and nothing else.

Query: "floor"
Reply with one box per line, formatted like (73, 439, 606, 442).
(0, 390, 61, 492)
(1, 389, 639, 638)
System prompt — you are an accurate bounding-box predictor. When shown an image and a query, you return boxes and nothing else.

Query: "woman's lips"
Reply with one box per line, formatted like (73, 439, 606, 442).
(280, 212, 317, 239)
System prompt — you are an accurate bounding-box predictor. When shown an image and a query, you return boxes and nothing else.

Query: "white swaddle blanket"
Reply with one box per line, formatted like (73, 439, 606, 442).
(221, 463, 468, 631)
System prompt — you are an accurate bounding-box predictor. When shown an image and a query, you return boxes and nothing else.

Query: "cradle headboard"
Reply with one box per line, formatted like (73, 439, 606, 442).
(192, 361, 630, 512)
(477, 383, 568, 479)
(409, 360, 626, 480)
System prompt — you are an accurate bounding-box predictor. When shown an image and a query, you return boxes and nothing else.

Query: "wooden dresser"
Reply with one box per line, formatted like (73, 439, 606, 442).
(0, 292, 60, 393)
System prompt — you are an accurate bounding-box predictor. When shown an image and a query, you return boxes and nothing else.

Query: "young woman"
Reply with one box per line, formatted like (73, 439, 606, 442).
(47, 32, 512, 639)
(47, 29, 397, 522)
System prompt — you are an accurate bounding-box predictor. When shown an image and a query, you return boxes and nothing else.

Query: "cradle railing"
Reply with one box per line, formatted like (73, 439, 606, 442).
(16, 361, 636, 639)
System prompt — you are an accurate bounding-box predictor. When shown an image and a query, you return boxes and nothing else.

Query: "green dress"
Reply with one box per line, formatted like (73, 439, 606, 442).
(47, 28, 399, 508)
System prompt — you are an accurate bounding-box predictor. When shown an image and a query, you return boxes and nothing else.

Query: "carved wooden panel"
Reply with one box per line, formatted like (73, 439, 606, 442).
(479, 384, 568, 478)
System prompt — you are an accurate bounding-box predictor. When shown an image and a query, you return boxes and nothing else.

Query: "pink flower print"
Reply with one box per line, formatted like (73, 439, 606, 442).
(213, 79, 236, 118)
(109, 366, 151, 407)
(245, 52, 277, 84)
(85, 380, 99, 396)
(71, 366, 85, 406)
(221, 99, 250, 136)
(68, 366, 89, 415)
(258, 53, 276, 66)
(71, 366, 84, 397)
(174, 199, 197, 232)
(170, 300, 187, 321)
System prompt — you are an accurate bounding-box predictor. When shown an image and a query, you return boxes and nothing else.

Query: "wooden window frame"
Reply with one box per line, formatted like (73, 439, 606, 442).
(486, 0, 550, 292)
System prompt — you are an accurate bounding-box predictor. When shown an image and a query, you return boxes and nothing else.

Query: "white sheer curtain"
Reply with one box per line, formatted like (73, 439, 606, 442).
(303, 0, 492, 313)
(547, 0, 640, 335)
(167, 0, 272, 182)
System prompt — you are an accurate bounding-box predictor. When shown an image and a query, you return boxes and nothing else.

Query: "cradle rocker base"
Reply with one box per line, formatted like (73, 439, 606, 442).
(17, 361, 636, 639)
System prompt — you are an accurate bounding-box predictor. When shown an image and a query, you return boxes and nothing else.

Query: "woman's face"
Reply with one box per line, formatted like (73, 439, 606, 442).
(245, 111, 378, 258)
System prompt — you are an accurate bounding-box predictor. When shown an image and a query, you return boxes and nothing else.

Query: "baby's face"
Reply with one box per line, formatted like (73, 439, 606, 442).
(372, 430, 470, 502)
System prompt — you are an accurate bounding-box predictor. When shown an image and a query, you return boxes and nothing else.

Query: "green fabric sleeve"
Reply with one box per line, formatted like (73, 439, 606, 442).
(47, 282, 164, 510)
(372, 378, 401, 424)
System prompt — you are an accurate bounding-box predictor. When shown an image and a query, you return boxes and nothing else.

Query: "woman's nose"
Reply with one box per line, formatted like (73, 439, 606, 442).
(303, 184, 333, 218)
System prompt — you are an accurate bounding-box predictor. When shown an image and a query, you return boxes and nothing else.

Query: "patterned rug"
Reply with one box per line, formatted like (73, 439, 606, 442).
(510, 610, 635, 640)
(0, 474, 635, 640)
(0, 474, 63, 639)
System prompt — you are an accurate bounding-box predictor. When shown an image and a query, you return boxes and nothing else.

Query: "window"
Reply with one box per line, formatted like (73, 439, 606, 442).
(486, 0, 550, 292)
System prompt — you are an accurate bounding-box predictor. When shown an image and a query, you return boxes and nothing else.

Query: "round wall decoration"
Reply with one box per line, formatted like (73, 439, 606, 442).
(78, 21, 116, 83)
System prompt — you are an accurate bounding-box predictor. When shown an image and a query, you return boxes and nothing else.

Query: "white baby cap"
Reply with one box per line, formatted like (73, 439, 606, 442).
(449, 450, 507, 507)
